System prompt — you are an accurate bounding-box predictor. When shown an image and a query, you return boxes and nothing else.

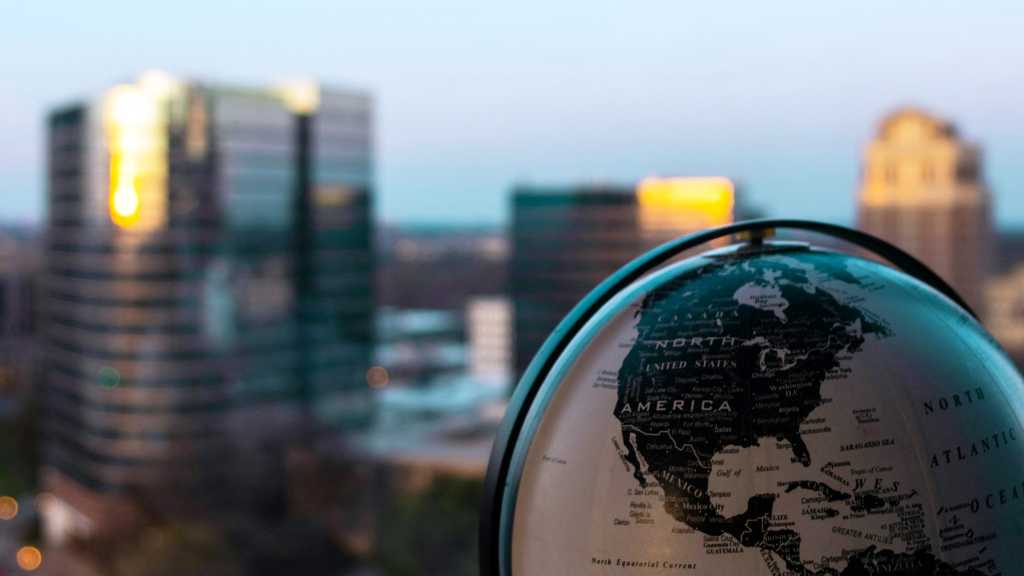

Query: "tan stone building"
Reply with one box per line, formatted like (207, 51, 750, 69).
(857, 108, 991, 314)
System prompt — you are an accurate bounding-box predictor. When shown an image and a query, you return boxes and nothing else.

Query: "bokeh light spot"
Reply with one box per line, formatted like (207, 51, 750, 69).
(99, 366, 121, 388)
(366, 365, 389, 389)
(16, 546, 42, 571)
(0, 496, 17, 520)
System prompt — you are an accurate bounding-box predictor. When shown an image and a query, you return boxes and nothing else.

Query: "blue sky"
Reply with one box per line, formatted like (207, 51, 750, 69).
(1, 1, 1022, 226)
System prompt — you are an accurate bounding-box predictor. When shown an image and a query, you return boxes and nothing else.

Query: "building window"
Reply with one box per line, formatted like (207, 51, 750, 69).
(957, 162, 978, 183)
(885, 164, 898, 185)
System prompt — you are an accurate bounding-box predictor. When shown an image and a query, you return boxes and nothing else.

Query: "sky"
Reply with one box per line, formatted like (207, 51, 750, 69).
(1, 0, 1022, 227)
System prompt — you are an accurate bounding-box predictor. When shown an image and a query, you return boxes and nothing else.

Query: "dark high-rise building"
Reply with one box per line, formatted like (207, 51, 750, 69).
(42, 72, 374, 538)
(510, 178, 736, 379)
(510, 186, 638, 379)
(0, 231, 40, 417)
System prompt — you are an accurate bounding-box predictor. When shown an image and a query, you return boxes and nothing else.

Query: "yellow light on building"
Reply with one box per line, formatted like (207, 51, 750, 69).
(636, 177, 735, 235)
(0, 496, 17, 520)
(137, 69, 179, 99)
(16, 546, 42, 571)
(103, 81, 169, 230)
(277, 80, 321, 114)
(316, 185, 353, 207)
(109, 153, 142, 228)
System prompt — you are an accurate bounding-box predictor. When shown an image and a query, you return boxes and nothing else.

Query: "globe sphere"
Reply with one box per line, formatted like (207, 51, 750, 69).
(502, 241, 1024, 575)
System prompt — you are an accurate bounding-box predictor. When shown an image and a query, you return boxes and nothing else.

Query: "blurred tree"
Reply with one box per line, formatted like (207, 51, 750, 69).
(110, 523, 243, 576)
(0, 397, 40, 495)
(226, 518, 353, 575)
(374, 475, 482, 576)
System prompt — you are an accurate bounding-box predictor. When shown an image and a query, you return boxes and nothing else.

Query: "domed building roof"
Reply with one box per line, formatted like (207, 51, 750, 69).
(877, 107, 958, 142)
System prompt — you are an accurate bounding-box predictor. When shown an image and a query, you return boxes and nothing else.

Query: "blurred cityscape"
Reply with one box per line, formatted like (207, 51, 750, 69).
(0, 67, 1020, 575)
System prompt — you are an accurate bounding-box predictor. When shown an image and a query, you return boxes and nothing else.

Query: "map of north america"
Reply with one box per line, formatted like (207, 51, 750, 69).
(613, 253, 986, 575)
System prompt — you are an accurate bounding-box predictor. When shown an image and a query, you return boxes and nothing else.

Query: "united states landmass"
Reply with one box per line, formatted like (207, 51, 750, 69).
(613, 254, 983, 575)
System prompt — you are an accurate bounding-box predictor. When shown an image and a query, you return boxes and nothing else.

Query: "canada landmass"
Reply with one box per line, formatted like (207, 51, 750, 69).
(613, 253, 983, 575)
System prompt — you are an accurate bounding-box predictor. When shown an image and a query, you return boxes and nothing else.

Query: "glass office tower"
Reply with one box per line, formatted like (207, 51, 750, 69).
(43, 72, 374, 532)
(509, 179, 737, 381)
(510, 186, 640, 379)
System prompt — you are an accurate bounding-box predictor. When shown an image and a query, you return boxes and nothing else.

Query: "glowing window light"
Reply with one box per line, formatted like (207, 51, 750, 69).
(276, 79, 320, 114)
(109, 155, 141, 227)
(316, 185, 353, 207)
(103, 81, 168, 230)
(137, 69, 179, 99)
(16, 546, 42, 571)
(636, 177, 735, 234)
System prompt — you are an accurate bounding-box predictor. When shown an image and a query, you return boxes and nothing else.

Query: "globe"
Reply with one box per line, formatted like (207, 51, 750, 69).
(491, 233, 1024, 575)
